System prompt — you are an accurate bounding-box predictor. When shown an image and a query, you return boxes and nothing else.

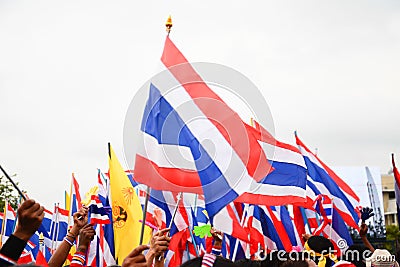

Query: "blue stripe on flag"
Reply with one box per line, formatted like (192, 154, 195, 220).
(142, 83, 240, 218)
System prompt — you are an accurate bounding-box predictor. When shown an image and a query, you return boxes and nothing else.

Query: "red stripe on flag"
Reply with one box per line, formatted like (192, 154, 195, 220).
(161, 36, 271, 182)
(265, 206, 293, 252)
(134, 154, 203, 194)
(392, 154, 400, 187)
(236, 193, 305, 207)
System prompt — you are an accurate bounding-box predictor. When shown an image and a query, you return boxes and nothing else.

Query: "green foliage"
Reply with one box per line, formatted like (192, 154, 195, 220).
(386, 225, 400, 241)
(0, 175, 20, 211)
(193, 224, 212, 238)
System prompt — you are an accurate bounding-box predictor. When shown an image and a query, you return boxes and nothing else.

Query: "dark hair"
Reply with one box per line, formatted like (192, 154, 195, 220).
(280, 260, 309, 267)
(261, 251, 288, 267)
(235, 258, 262, 267)
(342, 245, 372, 267)
(179, 256, 237, 267)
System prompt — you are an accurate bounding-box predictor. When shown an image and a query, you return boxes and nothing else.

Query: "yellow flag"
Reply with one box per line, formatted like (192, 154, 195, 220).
(65, 190, 71, 211)
(108, 144, 151, 264)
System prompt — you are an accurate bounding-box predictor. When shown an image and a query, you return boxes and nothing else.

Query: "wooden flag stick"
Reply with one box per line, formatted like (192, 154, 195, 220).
(168, 192, 183, 230)
(139, 185, 151, 245)
(0, 165, 26, 201)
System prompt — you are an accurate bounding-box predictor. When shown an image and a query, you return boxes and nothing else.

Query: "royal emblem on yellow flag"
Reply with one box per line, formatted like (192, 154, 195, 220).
(108, 144, 151, 264)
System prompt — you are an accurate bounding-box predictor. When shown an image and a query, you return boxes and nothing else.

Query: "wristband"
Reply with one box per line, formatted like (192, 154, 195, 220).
(63, 237, 74, 246)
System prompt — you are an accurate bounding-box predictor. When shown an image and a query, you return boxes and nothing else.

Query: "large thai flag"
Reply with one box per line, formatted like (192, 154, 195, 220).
(236, 120, 307, 205)
(295, 134, 360, 229)
(392, 154, 400, 229)
(134, 36, 272, 218)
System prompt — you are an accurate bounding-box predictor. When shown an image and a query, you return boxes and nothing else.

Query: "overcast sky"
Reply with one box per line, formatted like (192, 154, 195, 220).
(1, 1, 399, 208)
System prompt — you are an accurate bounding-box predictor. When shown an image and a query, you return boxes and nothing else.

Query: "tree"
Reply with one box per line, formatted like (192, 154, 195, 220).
(386, 225, 400, 241)
(0, 174, 20, 211)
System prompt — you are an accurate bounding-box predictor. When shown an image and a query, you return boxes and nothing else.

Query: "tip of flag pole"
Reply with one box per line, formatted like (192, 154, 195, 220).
(165, 15, 173, 34)
(108, 142, 111, 159)
(294, 130, 298, 137)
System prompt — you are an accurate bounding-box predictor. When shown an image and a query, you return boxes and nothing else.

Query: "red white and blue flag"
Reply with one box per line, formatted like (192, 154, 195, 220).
(236, 120, 307, 205)
(392, 154, 400, 228)
(134, 36, 272, 218)
(88, 195, 111, 225)
(295, 133, 360, 229)
(69, 173, 82, 218)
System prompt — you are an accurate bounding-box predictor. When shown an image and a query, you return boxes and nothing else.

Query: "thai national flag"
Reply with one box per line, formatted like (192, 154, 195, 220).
(88, 195, 111, 225)
(221, 234, 246, 261)
(4, 203, 16, 238)
(295, 134, 360, 229)
(134, 36, 272, 218)
(146, 189, 189, 236)
(96, 169, 115, 263)
(45, 206, 69, 250)
(236, 120, 307, 206)
(392, 154, 400, 228)
(245, 205, 276, 255)
(69, 173, 82, 218)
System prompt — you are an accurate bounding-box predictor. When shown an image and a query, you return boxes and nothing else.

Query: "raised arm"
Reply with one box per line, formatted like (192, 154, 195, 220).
(0, 199, 44, 267)
(48, 206, 88, 267)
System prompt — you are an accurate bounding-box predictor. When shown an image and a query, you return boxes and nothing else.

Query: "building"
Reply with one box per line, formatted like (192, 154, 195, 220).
(381, 174, 397, 226)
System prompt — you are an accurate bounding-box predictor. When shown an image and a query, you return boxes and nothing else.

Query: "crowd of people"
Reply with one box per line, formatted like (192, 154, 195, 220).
(0, 199, 398, 267)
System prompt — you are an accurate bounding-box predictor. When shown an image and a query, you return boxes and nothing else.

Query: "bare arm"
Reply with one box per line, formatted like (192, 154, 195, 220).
(0, 199, 44, 266)
(359, 223, 375, 252)
(48, 206, 88, 267)
(69, 224, 96, 267)
(145, 228, 170, 267)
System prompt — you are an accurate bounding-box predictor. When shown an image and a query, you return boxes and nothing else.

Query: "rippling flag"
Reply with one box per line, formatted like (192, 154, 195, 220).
(295, 133, 360, 229)
(134, 36, 271, 218)
(392, 154, 400, 228)
(236, 119, 307, 205)
(109, 144, 151, 264)
(88, 195, 111, 225)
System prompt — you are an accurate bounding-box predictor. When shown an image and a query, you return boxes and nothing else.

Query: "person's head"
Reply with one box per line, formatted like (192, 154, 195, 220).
(261, 251, 288, 267)
(304, 236, 336, 267)
(281, 260, 310, 267)
(342, 244, 372, 267)
(365, 249, 397, 267)
(235, 258, 262, 267)
(179, 255, 237, 267)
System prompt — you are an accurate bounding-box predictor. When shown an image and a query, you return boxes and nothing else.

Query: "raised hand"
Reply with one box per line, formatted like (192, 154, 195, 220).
(14, 199, 45, 241)
(149, 228, 171, 258)
(77, 224, 96, 253)
(360, 207, 374, 223)
(122, 245, 149, 267)
(69, 206, 89, 237)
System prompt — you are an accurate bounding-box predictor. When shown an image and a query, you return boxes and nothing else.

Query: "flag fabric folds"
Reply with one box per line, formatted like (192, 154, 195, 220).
(295, 134, 360, 229)
(236, 120, 307, 205)
(134, 36, 272, 218)
(108, 144, 151, 264)
(392, 154, 400, 227)
(88, 195, 111, 225)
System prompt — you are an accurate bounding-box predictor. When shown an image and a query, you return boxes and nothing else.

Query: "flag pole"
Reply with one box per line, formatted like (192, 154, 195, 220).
(232, 203, 249, 261)
(0, 200, 7, 247)
(0, 165, 26, 201)
(139, 186, 150, 245)
(168, 192, 183, 230)
(165, 15, 172, 36)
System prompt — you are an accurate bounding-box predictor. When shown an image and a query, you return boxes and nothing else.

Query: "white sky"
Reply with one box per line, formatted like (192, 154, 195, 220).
(1, 1, 399, 209)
